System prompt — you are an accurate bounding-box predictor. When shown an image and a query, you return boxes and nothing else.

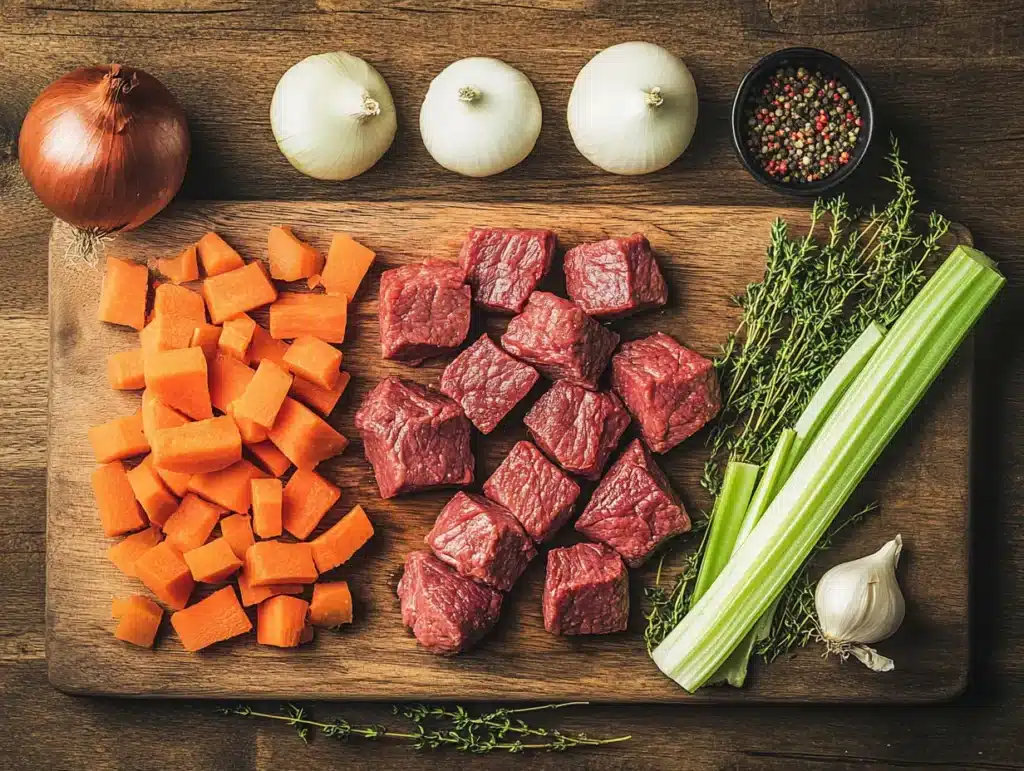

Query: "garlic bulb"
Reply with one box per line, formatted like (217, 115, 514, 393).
(815, 535, 906, 672)
(567, 41, 698, 175)
(270, 52, 397, 180)
(419, 57, 542, 177)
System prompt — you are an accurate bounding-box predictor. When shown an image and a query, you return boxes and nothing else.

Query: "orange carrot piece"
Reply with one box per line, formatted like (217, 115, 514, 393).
(245, 540, 318, 586)
(153, 282, 206, 325)
(283, 336, 342, 390)
(220, 513, 257, 560)
(134, 541, 195, 610)
(236, 563, 302, 607)
(144, 346, 212, 420)
(268, 225, 323, 282)
(141, 388, 189, 445)
(289, 371, 350, 417)
(226, 400, 268, 444)
(162, 493, 225, 553)
(203, 261, 278, 324)
(183, 536, 243, 582)
(268, 397, 348, 470)
(112, 595, 163, 648)
(154, 465, 191, 498)
(269, 292, 347, 343)
(251, 477, 283, 539)
(247, 440, 291, 477)
(151, 415, 242, 474)
(188, 459, 266, 514)
(233, 359, 293, 430)
(306, 273, 322, 290)
(196, 232, 245, 277)
(310, 505, 374, 574)
(107, 348, 146, 390)
(89, 411, 150, 463)
(300, 623, 315, 644)
(139, 313, 198, 375)
(208, 352, 255, 413)
(248, 323, 289, 369)
(190, 323, 222, 360)
(126, 455, 180, 526)
(218, 314, 256, 362)
(171, 585, 252, 652)
(98, 256, 148, 330)
(106, 526, 163, 577)
(257, 594, 310, 648)
(309, 581, 353, 627)
(92, 460, 148, 537)
(321, 233, 376, 301)
(156, 244, 199, 284)
(282, 468, 341, 540)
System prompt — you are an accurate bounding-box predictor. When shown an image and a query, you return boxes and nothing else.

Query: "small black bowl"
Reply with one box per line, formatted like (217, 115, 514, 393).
(731, 47, 875, 197)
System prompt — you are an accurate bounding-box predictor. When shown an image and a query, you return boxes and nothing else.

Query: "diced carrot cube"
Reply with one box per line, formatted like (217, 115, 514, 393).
(218, 314, 256, 362)
(283, 336, 342, 390)
(300, 623, 315, 644)
(236, 563, 302, 607)
(268, 225, 323, 282)
(208, 352, 255, 413)
(153, 282, 206, 325)
(203, 262, 278, 324)
(248, 323, 289, 369)
(183, 537, 242, 582)
(306, 273, 322, 290)
(156, 244, 199, 284)
(141, 389, 189, 445)
(98, 256, 148, 330)
(251, 478, 283, 539)
(112, 595, 163, 648)
(171, 585, 252, 652)
(282, 468, 340, 540)
(247, 440, 291, 477)
(188, 459, 267, 514)
(269, 292, 347, 343)
(154, 465, 191, 498)
(112, 594, 162, 620)
(125, 455, 179, 526)
(321, 233, 375, 301)
(196, 232, 244, 277)
(310, 505, 374, 574)
(267, 397, 348, 470)
(233, 359, 293, 430)
(190, 324, 222, 360)
(151, 415, 242, 475)
(92, 461, 148, 537)
(220, 513, 256, 559)
(226, 401, 268, 444)
(89, 411, 150, 463)
(162, 493, 224, 553)
(289, 371, 350, 417)
(257, 594, 310, 648)
(245, 540, 318, 586)
(107, 348, 146, 390)
(106, 526, 163, 577)
(309, 581, 353, 627)
(134, 541, 195, 610)
(144, 347, 212, 420)
(139, 313, 199, 375)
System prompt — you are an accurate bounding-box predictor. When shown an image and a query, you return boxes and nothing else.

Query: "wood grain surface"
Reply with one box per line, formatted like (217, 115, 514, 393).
(1, 0, 1023, 768)
(47, 201, 971, 702)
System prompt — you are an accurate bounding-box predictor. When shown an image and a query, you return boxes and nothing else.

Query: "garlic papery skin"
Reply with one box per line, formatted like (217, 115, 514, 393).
(815, 534, 906, 672)
(271, 52, 397, 181)
(567, 41, 698, 175)
(419, 57, 542, 178)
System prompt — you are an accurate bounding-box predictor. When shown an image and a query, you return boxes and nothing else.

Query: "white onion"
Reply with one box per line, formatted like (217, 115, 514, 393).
(419, 57, 542, 177)
(270, 52, 397, 181)
(568, 41, 698, 175)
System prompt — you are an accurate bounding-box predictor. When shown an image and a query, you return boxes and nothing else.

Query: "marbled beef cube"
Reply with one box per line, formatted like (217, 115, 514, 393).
(611, 332, 721, 453)
(564, 233, 668, 318)
(500, 291, 618, 390)
(543, 542, 629, 636)
(426, 492, 536, 591)
(575, 438, 690, 567)
(398, 550, 503, 654)
(524, 380, 630, 480)
(378, 259, 471, 364)
(483, 440, 581, 543)
(459, 227, 557, 313)
(439, 334, 539, 434)
(354, 377, 474, 499)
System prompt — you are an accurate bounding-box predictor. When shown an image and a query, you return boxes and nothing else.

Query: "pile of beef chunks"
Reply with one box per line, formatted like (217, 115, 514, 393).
(353, 228, 722, 654)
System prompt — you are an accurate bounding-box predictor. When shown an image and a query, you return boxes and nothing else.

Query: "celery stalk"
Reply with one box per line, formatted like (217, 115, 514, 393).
(733, 428, 796, 549)
(690, 461, 759, 605)
(653, 245, 1004, 691)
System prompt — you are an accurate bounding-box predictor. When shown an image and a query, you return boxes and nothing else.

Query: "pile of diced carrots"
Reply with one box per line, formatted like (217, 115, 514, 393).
(93, 227, 378, 652)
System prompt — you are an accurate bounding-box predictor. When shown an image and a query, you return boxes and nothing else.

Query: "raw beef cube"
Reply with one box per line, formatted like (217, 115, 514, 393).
(524, 380, 630, 480)
(611, 332, 721, 453)
(459, 227, 557, 313)
(354, 377, 474, 499)
(482, 441, 580, 543)
(426, 492, 536, 591)
(439, 334, 539, 434)
(501, 291, 619, 390)
(378, 260, 471, 364)
(398, 550, 503, 654)
(564, 233, 668, 318)
(575, 438, 690, 567)
(543, 542, 629, 636)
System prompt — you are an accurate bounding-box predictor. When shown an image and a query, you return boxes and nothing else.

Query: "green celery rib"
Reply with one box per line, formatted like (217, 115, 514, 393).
(653, 245, 1004, 691)
(734, 428, 797, 549)
(690, 461, 760, 605)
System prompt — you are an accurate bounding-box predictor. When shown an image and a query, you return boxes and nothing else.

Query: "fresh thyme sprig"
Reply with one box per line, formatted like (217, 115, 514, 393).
(216, 702, 631, 754)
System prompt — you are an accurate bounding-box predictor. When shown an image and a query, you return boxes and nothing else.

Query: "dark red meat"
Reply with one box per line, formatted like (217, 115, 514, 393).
(563, 233, 668, 318)
(523, 380, 630, 480)
(439, 334, 539, 435)
(543, 542, 629, 636)
(611, 332, 721, 453)
(459, 227, 557, 313)
(500, 291, 619, 390)
(482, 440, 581, 543)
(398, 550, 503, 654)
(575, 438, 690, 567)
(354, 377, 474, 499)
(425, 492, 536, 591)
(378, 259, 471, 364)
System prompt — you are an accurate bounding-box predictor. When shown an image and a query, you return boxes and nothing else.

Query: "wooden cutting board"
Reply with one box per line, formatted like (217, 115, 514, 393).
(46, 201, 972, 703)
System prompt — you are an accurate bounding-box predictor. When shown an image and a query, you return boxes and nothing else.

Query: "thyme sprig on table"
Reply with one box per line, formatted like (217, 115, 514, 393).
(217, 702, 630, 754)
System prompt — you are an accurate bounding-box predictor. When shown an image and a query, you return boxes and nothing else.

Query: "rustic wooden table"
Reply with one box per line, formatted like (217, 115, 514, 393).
(1, 1, 1021, 768)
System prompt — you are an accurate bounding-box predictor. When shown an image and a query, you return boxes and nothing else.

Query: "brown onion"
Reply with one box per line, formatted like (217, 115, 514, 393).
(19, 64, 190, 233)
